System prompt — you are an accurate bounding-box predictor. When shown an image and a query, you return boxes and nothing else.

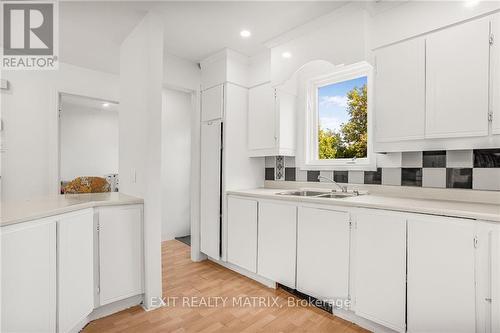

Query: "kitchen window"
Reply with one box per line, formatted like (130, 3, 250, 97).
(304, 61, 374, 170)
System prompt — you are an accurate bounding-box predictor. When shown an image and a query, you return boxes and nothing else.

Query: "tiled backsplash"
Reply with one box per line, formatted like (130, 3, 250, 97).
(264, 149, 500, 191)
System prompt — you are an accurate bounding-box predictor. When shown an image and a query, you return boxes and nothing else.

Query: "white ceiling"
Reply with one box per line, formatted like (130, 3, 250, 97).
(59, 1, 348, 74)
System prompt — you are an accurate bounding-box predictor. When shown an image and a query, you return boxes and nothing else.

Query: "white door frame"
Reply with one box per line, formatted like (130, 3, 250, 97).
(162, 84, 205, 262)
(55, 91, 119, 194)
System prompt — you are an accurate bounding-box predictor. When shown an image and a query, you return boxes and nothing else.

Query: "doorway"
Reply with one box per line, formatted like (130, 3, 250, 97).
(58, 93, 119, 194)
(161, 88, 194, 245)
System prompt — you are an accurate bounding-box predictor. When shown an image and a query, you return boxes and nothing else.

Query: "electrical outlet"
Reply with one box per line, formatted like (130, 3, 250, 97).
(0, 79, 8, 90)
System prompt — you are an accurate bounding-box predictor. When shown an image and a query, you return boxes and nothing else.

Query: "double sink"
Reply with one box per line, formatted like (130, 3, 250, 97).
(276, 190, 363, 199)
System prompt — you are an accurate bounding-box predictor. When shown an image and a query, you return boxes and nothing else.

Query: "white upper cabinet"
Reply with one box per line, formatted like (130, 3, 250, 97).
(248, 83, 276, 153)
(425, 18, 490, 139)
(492, 13, 500, 135)
(227, 196, 258, 273)
(353, 209, 406, 333)
(375, 38, 425, 142)
(257, 200, 297, 288)
(248, 83, 296, 157)
(201, 84, 224, 122)
(407, 215, 476, 333)
(296, 206, 350, 302)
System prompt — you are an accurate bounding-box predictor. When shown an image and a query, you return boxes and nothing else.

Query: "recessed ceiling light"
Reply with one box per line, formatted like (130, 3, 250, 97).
(102, 102, 110, 108)
(240, 30, 251, 38)
(282, 52, 292, 59)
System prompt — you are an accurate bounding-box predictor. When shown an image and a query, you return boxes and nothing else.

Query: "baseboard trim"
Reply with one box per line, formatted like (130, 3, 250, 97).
(72, 294, 144, 332)
(90, 294, 144, 321)
(208, 257, 276, 289)
(332, 307, 401, 333)
(208, 256, 398, 333)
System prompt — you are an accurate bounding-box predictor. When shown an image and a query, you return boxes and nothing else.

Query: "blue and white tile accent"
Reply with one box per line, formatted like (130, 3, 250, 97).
(267, 149, 500, 191)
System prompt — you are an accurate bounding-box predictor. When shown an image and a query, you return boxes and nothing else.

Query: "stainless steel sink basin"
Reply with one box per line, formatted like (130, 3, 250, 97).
(276, 190, 329, 197)
(276, 190, 363, 199)
(316, 192, 359, 199)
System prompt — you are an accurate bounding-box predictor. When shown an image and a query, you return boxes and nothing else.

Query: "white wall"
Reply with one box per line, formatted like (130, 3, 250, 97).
(119, 12, 164, 309)
(162, 41, 202, 261)
(270, 4, 367, 86)
(164, 53, 201, 92)
(60, 103, 118, 181)
(200, 49, 250, 89)
(248, 50, 271, 87)
(161, 89, 192, 241)
(0, 63, 119, 201)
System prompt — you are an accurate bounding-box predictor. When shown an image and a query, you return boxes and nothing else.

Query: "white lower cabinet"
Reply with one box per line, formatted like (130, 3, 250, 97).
(224, 194, 497, 333)
(407, 215, 476, 333)
(257, 200, 297, 288)
(58, 209, 94, 333)
(98, 205, 144, 306)
(297, 206, 350, 302)
(227, 196, 258, 273)
(476, 221, 500, 333)
(1, 219, 57, 333)
(0, 204, 144, 333)
(352, 209, 406, 332)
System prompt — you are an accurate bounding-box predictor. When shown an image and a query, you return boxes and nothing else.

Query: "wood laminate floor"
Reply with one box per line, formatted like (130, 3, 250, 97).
(83, 240, 370, 333)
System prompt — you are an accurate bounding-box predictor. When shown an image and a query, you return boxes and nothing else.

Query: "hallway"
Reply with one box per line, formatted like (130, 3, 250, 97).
(83, 240, 369, 332)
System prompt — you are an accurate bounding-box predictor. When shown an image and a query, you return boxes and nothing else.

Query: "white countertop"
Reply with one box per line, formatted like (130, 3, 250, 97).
(227, 188, 500, 222)
(1, 192, 143, 227)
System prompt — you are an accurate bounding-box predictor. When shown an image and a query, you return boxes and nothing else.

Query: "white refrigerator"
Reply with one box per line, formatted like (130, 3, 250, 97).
(200, 119, 223, 259)
(200, 84, 224, 259)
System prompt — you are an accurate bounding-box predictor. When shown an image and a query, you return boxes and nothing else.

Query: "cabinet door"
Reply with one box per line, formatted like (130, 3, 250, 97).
(258, 201, 297, 288)
(353, 210, 406, 333)
(426, 18, 490, 138)
(297, 207, 349, 302)
(248, 83, 276, 154)
(475, 221, 500, 333)
(375, 38, 425, 142)
(201, 84, 224, 122)
(1, 220, 57, 333)
(491, 230, 500, 333)
(227, 196, 258, 273)
(98, 206, 143, 306)
(276, 89, 296, 155)
(200, 121, 222, 259)
(407, 216, 476, 333)
(58, 209, 94, 333)
(492, 14, 500, 135)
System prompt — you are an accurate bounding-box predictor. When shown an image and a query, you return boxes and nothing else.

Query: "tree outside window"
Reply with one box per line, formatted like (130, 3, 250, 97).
(317, 76, 367, 160)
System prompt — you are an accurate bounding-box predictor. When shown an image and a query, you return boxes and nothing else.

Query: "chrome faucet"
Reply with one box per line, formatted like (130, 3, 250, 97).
(317, 175, 348, 193)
